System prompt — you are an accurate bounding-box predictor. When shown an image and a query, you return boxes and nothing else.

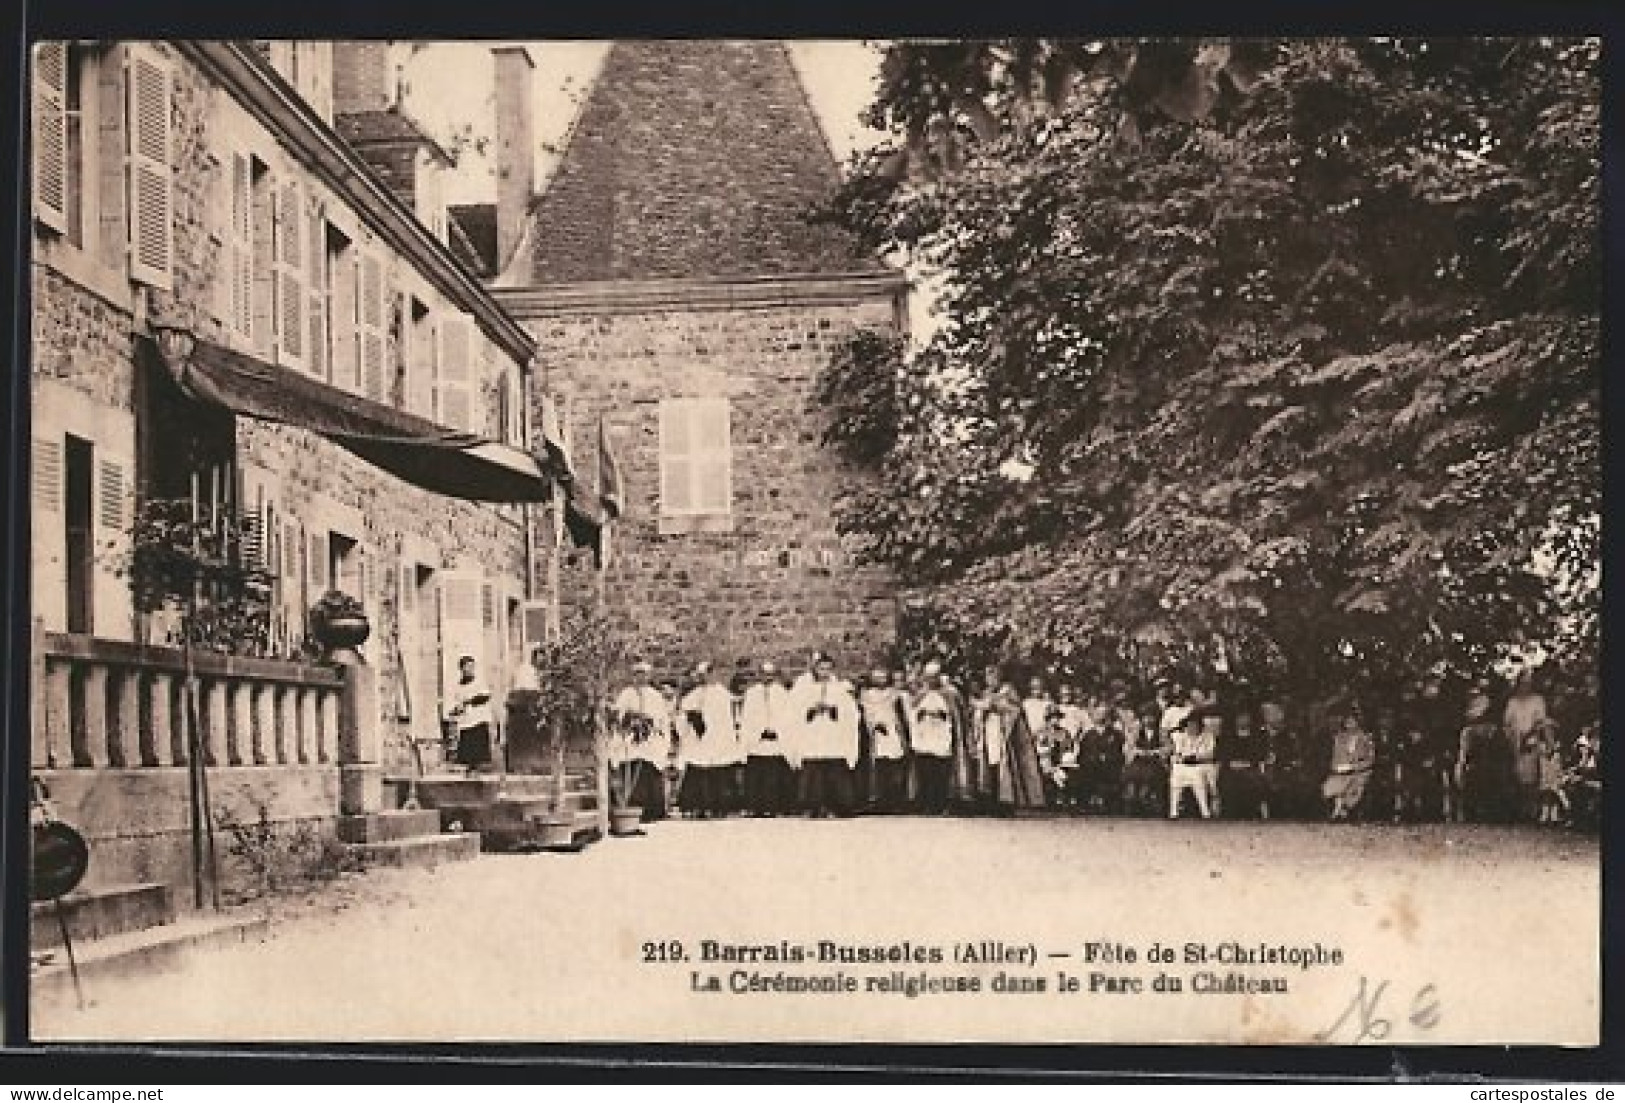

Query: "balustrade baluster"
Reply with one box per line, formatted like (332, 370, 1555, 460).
(43, 659, 71, 769)
(78, 665, 110, 768)
(318, 688, 338, 764)
(109, 666, 140, 767)
(276, 683, 298, 765)
(296, 687, 317, 765)
(256, 682, 280, 765)
(202, 678, 229, 767)
(146, 670, 175, 766)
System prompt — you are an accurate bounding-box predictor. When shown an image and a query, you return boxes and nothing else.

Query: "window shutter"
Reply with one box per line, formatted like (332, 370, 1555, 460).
(93, 451, 136, 639)
(307, 203, 327, 381)
(360, 252, 384, 400)
(251, 166, 275, 354)
(310, 529, 327, 593)
(481, 581, 495, 629)
(97, 456, 128, 533)
(385, 284, 402, 407)
(227, 153, 253, 338)
(33, 438, 64, 513)
(33, 42, 69, 232)
(439, 317, 473, 431)
(125, 44, 173, 290)
(695, 399, 732, 514)
(660, 400, 693, 515)
(329, 246, 357, 390)
(274, 179, 305, 368)
(479, 340, 496, 438)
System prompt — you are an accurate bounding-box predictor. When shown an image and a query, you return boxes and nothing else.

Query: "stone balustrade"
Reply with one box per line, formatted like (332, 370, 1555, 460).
(34, 630, 346, 774)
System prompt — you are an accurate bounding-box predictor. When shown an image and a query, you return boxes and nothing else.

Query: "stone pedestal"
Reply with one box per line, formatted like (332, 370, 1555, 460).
(333, 650, 383, 816)
(339, 764, 383, 817)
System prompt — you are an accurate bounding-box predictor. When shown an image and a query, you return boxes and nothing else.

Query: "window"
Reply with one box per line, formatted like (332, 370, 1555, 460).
(659, 397, 731, 518)
(36, 41, 168, 289)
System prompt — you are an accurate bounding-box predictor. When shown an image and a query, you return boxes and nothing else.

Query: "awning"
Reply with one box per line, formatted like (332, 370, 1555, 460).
(142, 335, 558, 503)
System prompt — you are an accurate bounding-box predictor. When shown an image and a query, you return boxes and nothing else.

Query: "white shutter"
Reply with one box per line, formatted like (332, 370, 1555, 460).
(32, 436, 67, 631)
(360, 252, 384, 400)
(251, 166, 275, 354)
(33, 437, 64, 514)
(439, 317, 473, 431)
(660, 400, 693, 516)
(308, 203, 327, 381)
(330, 245, 357, 390)
(438, 571, 485, 717)
(33, 42, 69, 232)
(384, 284, 401, 406)
(125, 44, 173, 290)
(478, 340, 496, 438)
(694, 399, 732, 514)
(275, 179, 305, 369)
(309, 528, 327, 594)
(93, 452, 135, 640)
(228, 153, 253, 338)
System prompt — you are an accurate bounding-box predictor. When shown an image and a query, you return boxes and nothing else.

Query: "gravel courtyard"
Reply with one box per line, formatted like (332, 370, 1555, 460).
(33, 817, 1598, 1046)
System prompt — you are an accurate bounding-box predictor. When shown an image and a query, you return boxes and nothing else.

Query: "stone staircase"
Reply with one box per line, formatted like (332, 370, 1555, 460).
(337, 807, 481, 868)
(401, 769, 602, 852)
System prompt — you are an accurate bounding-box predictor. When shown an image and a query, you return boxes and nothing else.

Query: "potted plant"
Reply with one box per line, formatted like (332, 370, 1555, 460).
(606, 712, 652, 836)
(512, 604, 640, 848)
(309, 590, 370, 658)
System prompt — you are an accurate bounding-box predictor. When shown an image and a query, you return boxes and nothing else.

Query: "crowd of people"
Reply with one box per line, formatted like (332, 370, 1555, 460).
(505, 650, 1600, 831)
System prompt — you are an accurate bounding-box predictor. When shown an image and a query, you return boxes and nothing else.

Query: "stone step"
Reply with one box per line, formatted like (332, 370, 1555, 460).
(31, 882, 176, 950)
(31, 910, 270, 1010)
(502, 772, 598, 798)
(413, 774, 504, 809)
(347, 832, 481, 870)
(336, 809, 443, 844)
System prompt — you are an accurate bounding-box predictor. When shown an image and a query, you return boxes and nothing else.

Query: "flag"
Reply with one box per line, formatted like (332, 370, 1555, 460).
(598, 416, 624, 521)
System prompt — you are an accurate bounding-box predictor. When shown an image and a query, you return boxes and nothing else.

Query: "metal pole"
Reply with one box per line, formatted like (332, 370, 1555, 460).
(53, 897, 84, 1010)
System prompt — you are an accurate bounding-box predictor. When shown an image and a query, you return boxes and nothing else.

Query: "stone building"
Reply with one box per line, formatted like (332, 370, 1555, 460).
(476, 41, 908, 677)
(28, 39, 543, 894)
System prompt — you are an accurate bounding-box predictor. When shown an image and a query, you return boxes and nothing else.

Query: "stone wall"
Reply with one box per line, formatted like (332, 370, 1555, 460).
(526, 295, 899, 678)
(37, 765, 340, 894)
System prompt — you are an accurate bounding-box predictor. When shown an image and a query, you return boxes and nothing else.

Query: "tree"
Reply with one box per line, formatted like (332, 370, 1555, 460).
(815, 38, 1600, 697)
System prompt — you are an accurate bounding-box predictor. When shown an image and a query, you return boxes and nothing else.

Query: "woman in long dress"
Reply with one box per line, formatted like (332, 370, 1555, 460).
(1503, 672, 1550, 822)
(1323, 711, 1375, 822)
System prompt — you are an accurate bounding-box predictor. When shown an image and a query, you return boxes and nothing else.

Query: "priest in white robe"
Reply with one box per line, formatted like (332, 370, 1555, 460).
(740, 660, 798, 816)
(677, 662, 743, 818)
(792, 654, 860, 817)
(609, 661, 674, 821)
(859, 668, 910, 813)
(910, 662, 962, 814)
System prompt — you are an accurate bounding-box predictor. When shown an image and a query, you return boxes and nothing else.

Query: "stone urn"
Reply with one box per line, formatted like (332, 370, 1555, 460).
(321, 614, 371, 651)
(310, 591, 370, 661)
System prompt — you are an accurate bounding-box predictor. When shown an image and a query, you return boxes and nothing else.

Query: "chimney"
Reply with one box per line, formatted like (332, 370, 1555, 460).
(492, 45, 536, 270)
(332, 42, 395, 115)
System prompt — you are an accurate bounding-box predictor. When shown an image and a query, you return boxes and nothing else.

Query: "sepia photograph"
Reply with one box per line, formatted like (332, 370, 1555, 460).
(22, 36, 1600, 1048)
